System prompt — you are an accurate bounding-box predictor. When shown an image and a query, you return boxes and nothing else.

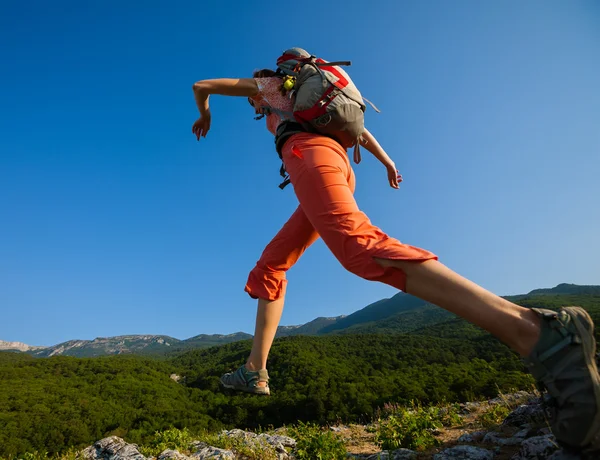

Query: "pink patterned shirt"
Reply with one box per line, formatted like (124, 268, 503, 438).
(251, 77, 294, 135)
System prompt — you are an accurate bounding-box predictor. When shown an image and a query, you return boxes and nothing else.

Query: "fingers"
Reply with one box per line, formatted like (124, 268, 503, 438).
(192, 120, 211, 140)
(388, 170, 401, 189)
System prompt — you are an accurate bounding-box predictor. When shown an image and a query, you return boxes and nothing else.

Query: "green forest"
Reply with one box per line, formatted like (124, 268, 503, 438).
(1, 293, 599, 458)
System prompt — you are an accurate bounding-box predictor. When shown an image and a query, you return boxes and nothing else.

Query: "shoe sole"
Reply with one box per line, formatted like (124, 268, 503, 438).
(220, 379, 270, 396)
(564, 306, 600, 451)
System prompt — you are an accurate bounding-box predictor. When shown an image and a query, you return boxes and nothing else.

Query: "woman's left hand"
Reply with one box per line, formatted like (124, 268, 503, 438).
(386, 163, 403, 189)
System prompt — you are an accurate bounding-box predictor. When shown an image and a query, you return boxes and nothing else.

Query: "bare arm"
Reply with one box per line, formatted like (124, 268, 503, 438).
(191, 78, 259, 140)
(360, 128, 395, 168)
(360, 128, 402, 189)
(192, 78, 259, 115)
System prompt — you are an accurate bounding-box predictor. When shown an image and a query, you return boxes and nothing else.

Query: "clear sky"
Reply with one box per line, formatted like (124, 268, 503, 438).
(1, 1, 599, 347)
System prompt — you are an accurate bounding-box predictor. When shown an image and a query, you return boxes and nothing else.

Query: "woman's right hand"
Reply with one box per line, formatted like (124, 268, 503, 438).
(192, 110, 212, 140)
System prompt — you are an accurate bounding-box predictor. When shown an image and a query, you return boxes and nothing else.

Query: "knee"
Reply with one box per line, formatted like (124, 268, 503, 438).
(245, 263, 287, 301)
(338, 255, 371, 279)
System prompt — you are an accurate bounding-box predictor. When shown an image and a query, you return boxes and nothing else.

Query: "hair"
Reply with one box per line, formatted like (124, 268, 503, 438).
(253, 68, 280, 78)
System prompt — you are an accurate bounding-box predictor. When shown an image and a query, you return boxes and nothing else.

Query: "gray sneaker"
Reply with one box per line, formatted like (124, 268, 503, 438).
(220, 365, 270, 395)
(524, 306, 600, 454)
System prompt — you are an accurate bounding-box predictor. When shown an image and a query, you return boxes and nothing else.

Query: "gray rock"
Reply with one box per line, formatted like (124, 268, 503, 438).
(463, 402, 484, 412)
(503, 404, 546, 428)
(211, 429, 295, 459)
(514, 426, 532, 439)
(547, 449, 584, 460)
(433, 445, 494, 460)
(257, 432, 297, 449)
(389, 449, 417, 460)
(81, 436, 147, 460)
(158, 450, 190, 460)
(191, 446, 235, 460)
(511, 435, 559, 459)
(189, 442, 208, 452)
(363, 449, 417, 460)
(482, 431, 524, 446)
(457, 431, 487, 443)
(488, 391, 533, 405)
(221, 428, 254, 442)
(221, 428, 295, 449)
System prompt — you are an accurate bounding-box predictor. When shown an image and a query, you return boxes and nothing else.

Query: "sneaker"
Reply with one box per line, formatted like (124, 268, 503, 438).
(524, 306, 600, 453)
(220, 365, 270, 395)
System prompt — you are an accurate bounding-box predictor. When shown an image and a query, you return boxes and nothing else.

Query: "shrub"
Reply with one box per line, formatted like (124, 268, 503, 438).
(372, 403, 443, 451)
(477, 404, 510, 429)
(287, 421, 347, 460)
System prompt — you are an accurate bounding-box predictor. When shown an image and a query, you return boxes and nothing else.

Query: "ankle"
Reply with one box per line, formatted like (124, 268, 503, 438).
(244, 361, 263, 372)
(515, 309, 542, 357)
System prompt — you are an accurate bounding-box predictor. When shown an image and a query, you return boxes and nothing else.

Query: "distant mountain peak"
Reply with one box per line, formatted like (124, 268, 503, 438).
(527, 283, 600, 296)
(0, 340, 45, 352)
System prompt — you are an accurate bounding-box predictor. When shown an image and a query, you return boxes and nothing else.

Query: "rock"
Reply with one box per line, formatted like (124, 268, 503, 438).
(503, 404, 546, 428)
(482, 431, 524, 446)
(189, 442, 208, 452)
(488, 391, 534, 406)
(221, 428, 254, 442)
(511, 435, 559, 459)
(218, 429, 295, 456)
(363, 449, 417, 460)
(389, 449, 418, 460)
(433, 445, 494, 459)
(463, 402, 484, 412)
(158, 450, 190, 460)
(457, 431, 487, 443)
(514, 426, 532, 438)
(81, 436, 147, 460)
(215, 429, 294, 458)
(191, 446, 235, 459)
(547, 449, 584, 460)
(257, 432, 297, 449)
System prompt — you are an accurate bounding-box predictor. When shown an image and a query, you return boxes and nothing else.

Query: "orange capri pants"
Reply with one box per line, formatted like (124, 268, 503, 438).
(244, 133, 438, 301)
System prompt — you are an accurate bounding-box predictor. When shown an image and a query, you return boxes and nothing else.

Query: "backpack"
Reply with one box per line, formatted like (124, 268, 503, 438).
(260, 48, 380, 189)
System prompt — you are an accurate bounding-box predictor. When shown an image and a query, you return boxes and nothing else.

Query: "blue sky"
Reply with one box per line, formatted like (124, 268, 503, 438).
(1, 1, 599, 347)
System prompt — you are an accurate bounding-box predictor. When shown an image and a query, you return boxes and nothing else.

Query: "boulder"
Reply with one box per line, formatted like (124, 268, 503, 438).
(81, 436, 146, 460)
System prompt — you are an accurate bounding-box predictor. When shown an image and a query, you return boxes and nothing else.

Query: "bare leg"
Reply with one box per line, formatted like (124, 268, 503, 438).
(244, 297, 285, 387)
(375, 258, 541, 356)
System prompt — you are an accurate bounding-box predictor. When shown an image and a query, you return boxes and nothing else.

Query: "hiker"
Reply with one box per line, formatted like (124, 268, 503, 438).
(191, 48, 600, 454)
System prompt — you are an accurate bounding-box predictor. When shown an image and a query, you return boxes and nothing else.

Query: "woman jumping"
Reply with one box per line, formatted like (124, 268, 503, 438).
(191, 48, 600, 454)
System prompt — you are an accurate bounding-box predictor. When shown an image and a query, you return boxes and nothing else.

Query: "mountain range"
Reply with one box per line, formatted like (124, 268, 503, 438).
(2, 282, 598, 358)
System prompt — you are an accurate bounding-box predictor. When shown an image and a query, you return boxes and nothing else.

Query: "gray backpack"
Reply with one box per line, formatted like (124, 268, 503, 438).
(260, 48, 380, 189)
(274, 48, 380, 163)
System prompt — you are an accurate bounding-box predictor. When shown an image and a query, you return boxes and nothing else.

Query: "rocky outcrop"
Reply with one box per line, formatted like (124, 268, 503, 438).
(80, 429, 296, 460)
(428, 395, 588, 460)
(82, 436, 146, 460)
(77, 393, 594, 460)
